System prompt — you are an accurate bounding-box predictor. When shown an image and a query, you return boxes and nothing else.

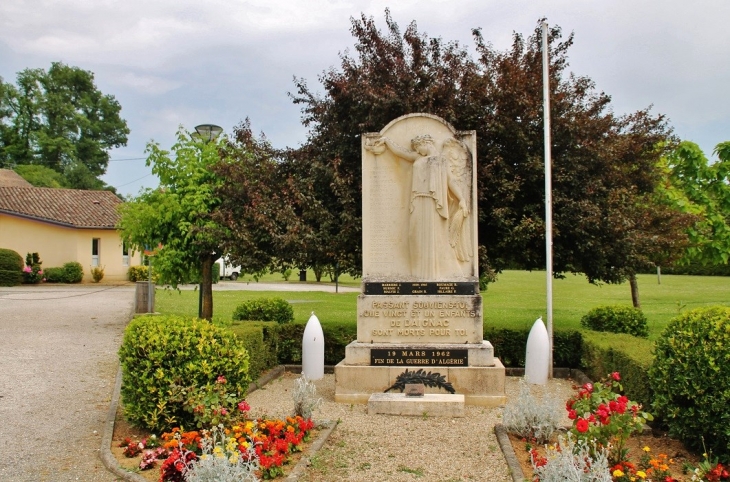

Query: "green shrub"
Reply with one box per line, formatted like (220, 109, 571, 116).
(580, 305, 649, 338)
(63, 262, 83, 283)
(90, 265, 104, 282)
(0, 248, 23, 286)
(232, 297, 294, 324)
(229, 322, 280, 381)
(483, 327, 584, 368)
(43, 267, 66, 283)
(649, 306, 730, 459)
(127, 265, 148, 282)
(118, 315, 250, 432)
(580, 331, 654, 409)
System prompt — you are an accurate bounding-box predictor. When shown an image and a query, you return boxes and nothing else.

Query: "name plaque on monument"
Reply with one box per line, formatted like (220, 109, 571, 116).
(364, 282, 478, 296)
(370, 348, 469, 367)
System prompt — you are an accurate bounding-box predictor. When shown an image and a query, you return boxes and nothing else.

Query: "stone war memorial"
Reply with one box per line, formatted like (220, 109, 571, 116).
(334, 113, 506, 412)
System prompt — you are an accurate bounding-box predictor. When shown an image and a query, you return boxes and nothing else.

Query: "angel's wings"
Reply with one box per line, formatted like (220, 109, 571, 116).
(441, 138, 473, 262)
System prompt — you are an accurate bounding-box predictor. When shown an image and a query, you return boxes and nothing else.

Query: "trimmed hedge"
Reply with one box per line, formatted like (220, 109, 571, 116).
(483, 327, 583, 368)
(228, 322, 279, 381)
(44, 262, 84, 283)
(580, 331, 654, 409)
(0, 248, 23, 286)
(118, 315, 250, 432)
(43, 267, 67, 283)
(650, 306, 730, 459)
(580, 305, 649, 338)
(233, 297, 294, 324)
(230, 321, 357, 366)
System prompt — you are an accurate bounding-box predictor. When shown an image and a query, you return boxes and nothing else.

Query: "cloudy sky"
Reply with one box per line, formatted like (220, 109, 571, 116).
(1, 0, 728, 197)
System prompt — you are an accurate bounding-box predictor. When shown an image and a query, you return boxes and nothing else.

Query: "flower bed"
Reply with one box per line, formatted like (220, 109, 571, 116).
(112, 404, 316, 481)
(502, 372, 721, 482)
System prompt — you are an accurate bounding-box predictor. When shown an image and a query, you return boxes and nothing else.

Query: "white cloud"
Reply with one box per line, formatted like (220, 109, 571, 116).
(114, 72, 183, 95)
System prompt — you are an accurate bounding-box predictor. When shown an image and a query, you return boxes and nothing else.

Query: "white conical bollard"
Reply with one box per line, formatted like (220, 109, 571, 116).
(525, 317, 549, 384)
(302, 312, 325, 380)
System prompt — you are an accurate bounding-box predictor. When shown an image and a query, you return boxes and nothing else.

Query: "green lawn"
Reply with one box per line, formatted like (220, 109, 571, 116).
(484, 271, 730, 339)
(154, 271, 730, 339)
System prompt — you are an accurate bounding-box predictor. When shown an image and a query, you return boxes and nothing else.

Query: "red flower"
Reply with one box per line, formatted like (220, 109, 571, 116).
(583, 383, 593, 393)
(576, 418, 589, 433)
(568, 409, 577, 420)
(611, 371, 621, 381)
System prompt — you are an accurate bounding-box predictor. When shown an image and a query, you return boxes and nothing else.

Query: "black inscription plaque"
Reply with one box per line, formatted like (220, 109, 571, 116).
(364, 282, 478, 296)
(370, 349, 468, 367)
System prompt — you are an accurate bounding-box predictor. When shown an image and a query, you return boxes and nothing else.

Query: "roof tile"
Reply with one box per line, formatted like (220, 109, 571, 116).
(0, 187, 122, 228)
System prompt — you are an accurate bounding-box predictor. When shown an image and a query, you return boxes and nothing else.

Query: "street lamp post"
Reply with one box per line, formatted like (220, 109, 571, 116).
(194, 124, 223, 319)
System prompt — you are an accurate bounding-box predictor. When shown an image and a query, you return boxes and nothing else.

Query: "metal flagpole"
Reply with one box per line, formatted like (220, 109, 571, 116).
(541, 21, 554, 378)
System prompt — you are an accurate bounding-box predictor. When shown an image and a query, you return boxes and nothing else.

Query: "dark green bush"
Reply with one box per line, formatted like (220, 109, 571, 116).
(233, 297, 294, 324)
(581, 331, 654, 409)
(483, 327, 584, 368)
(118, 315, 250, 432)
(63, 262, 83, 283)
(0, 248, 23, 286)
(43, 267, 67, 283)
(649, 306, 730, 459)
(229, 322, 279, 381)
(580, 305, 649, 338)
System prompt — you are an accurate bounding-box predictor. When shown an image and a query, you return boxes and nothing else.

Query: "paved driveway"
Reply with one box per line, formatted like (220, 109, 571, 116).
(0, 284, 135, 482)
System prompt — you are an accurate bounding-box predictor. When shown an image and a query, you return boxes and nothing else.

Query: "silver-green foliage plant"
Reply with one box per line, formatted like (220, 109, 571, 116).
(184, 425, 260, 482)
(502, 377, 563, 443)
(292, 373, 322, 419)
(531, 433, 612, 482)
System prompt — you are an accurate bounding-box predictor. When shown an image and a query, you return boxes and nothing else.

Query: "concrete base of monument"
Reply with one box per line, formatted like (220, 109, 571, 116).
(367, 392, 465, 417)
(334, 358, 507, 407)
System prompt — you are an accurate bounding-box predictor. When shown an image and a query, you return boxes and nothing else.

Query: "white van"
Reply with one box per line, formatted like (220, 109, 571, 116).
(215, 257, 241, 281)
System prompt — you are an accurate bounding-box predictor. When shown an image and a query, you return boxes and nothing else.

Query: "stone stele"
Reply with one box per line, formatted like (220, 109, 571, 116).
(334, 113, 506, 407)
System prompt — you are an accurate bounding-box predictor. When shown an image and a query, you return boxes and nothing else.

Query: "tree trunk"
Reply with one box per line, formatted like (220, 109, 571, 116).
(200, 254, 214, 321)
(629, 274, 641, 309)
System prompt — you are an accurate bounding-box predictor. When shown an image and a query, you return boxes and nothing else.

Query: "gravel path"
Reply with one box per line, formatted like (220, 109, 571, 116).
(0, 284, 135, 482)
(246, 371, 575, 482)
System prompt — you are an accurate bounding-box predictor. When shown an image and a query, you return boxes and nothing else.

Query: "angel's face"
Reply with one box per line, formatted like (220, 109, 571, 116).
(415, 140, 435, 156)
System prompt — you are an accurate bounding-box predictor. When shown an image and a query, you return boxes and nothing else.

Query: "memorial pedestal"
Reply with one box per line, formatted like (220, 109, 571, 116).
(334, 290, 507, 407)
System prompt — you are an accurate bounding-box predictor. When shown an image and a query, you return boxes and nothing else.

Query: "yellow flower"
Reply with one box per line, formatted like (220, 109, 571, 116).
(636, 471, 647, 479)
(229, 452, 239, 464)
(613, 469, 625, 477)
(643, 446, 651, 452)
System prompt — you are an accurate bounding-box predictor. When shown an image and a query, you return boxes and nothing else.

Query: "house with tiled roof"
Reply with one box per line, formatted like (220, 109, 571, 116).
(0, 169, 141, 282)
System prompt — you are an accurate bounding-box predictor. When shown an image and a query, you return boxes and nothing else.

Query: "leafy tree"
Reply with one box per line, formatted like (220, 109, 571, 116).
(290, 11, 687, 301)
(118, 127, 227, 320)
(660, 140, 730, 266)
(13, 164, 67, 188)
(0, 62, 129, 189)
(214, 121, 335, 279)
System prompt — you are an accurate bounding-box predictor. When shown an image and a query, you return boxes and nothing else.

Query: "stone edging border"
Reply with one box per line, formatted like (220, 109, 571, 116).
(100, 365, 339, 481)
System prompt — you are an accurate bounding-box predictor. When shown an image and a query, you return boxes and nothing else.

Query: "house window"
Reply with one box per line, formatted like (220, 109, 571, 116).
(92, 238, 100, 267)
(122, 241, 129, 267)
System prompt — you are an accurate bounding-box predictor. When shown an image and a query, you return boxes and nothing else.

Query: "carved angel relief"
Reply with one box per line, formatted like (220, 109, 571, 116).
(365, 134, 474, 279)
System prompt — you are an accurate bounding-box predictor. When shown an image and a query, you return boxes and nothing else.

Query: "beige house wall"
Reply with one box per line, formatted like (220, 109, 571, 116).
(0, 213, 140, 282)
